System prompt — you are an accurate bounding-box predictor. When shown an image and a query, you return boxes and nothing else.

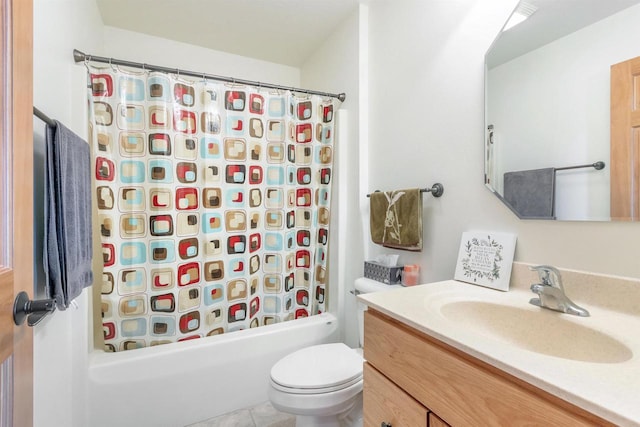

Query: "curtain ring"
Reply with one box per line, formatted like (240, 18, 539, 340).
(83, 57, 91, 87)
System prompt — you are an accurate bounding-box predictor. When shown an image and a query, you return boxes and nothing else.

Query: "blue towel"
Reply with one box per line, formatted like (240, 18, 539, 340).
(44, 120, 93, 309)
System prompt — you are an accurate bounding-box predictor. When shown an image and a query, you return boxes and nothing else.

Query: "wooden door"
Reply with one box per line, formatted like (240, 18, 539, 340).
(1, 0, 34, 425)
(428, 412, 450, 427)
(610, 56, 640, 221)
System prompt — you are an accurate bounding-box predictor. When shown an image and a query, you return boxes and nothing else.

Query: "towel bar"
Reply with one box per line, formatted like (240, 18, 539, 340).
(13, 291, 57, 327)
(554, 161, 605, 172)
(366, 183, 444, 198)
(33, 106, 55, 126)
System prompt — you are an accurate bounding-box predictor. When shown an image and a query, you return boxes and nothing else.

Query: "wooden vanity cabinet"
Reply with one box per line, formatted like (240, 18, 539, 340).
(363, 309, 614, 427)
(364, 363, 430, 426)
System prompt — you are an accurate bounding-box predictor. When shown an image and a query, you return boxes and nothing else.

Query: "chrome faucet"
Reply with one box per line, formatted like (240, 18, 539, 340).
(529, 265, 590, 317)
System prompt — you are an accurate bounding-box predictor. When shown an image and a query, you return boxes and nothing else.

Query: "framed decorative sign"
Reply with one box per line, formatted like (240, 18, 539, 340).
(454, 231, 517, 291)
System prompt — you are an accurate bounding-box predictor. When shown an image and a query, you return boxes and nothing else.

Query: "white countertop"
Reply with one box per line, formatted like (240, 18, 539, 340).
(358, 278, 640, 427)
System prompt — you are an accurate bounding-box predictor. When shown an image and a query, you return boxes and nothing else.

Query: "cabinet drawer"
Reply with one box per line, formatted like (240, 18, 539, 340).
(364, 309, 612, 426)
(364, 362, 428, 427)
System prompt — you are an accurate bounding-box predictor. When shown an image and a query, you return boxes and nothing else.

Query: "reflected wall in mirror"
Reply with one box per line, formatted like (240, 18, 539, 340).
(485, 0, 640, 221)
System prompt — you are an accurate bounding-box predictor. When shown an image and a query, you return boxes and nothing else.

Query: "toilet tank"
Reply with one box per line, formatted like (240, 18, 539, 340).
(354, 277, 402, 347)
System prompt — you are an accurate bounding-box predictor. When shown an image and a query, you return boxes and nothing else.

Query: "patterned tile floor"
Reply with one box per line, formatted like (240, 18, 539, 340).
(186, 401, 295, 427)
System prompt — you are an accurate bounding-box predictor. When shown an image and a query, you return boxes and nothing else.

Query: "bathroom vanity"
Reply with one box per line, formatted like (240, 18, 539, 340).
(363, 309, 609, 426)
(359, 265, 640, 426)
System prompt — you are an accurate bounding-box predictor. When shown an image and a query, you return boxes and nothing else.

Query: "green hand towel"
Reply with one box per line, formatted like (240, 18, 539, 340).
(369, 188, 422, 251)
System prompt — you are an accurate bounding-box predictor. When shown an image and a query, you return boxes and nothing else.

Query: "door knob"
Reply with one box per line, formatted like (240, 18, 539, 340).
(13, 291, 56, 327)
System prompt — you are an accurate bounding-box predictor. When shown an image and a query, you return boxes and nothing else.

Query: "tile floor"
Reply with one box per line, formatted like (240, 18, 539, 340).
(186, 401, 295, 427)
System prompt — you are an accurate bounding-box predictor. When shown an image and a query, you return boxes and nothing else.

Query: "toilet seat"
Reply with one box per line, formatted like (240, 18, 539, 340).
(270, 343, 363, 394)
(270, 375, 362, 394)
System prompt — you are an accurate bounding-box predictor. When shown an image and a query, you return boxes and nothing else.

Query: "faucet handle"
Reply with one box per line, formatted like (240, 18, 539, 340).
(529, 265, 564, 289)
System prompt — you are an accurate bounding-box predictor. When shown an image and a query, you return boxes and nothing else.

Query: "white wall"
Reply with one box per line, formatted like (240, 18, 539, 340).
(488, 3, 640, 220)
(32, 1, 104, 426)
(366, 0, 640, 282)
(102, 27, 300, 86)
(300, 8, 362, 348)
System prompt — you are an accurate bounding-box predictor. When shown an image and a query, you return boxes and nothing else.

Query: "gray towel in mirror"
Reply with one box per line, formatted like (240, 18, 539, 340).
(503, 168, 555, 219)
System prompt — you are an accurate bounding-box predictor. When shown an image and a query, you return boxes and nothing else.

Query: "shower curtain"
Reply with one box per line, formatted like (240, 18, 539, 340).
(88, 65, 340, 351)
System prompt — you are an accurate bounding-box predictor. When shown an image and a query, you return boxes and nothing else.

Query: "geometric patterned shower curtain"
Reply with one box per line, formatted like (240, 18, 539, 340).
(87, 65, 340, 352)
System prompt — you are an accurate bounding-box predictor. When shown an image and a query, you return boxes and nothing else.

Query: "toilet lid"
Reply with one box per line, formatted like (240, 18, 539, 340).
(270, 343, 363, 391)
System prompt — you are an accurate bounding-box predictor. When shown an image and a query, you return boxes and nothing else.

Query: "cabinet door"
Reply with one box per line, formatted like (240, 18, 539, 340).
(363, 362, 428, 427)
(365, 309, 611, 426)
(428, 412, 450, 427)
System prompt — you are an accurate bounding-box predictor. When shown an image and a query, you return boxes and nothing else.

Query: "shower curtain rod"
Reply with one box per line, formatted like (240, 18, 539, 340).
(73, 49, 346, 102)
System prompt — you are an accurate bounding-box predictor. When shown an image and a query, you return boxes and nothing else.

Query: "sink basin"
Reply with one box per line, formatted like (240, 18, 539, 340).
(439, 301, 633, 364)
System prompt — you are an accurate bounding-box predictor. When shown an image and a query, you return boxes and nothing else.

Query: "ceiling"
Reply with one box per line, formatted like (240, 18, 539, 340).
(96, 0, 360, 67)
(487, 0, 640, 68)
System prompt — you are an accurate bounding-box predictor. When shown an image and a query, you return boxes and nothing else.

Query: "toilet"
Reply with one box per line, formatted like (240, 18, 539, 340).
(268, 278, 401, 427)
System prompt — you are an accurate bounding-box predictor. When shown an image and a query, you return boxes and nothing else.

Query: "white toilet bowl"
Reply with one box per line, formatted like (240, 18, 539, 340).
(268, 343, 364, 427)
(268, 278, 402, 427)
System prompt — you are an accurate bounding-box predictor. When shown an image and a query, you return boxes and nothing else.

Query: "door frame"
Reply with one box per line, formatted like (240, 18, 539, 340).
(1, 0, 34, 425)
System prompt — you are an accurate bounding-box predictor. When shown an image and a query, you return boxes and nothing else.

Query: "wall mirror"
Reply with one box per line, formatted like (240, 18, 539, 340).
(485, 0, 640, 221)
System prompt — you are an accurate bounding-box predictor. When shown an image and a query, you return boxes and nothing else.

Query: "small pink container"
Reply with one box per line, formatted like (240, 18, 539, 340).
(402, 264, 420, 286)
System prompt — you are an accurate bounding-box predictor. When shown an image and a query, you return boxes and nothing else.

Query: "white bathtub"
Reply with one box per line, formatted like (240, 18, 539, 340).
(87, 312, 340, 427)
